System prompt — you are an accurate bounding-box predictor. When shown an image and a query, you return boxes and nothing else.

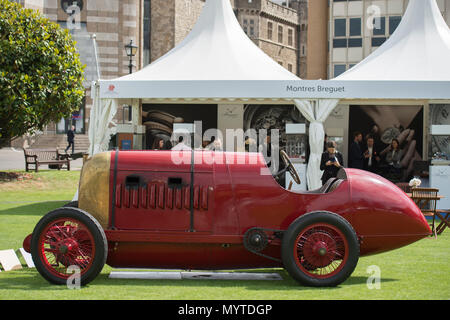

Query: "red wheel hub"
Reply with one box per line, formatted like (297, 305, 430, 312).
(302, 232, 337, 268)
(294, 224, 349, 279)
(56, 238, 78, 254)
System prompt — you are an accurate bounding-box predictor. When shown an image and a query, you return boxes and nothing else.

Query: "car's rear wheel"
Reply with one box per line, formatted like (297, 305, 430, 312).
(31, 207, 107, 286)
(282, 211, 359, 287)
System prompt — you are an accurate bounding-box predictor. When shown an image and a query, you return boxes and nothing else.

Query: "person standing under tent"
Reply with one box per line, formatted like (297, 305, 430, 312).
(363, 135, 381, 173)
(383, 138, 403, 170)
(349, 131, 364, 169)
(320, 141, 344, 185)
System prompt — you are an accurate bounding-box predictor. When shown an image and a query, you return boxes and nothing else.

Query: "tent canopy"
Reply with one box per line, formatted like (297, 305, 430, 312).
(92, 0, 450, 192)
(336, 0, 450, 81)
(118, 0, 299, 81)
(99, 0, 450, 100)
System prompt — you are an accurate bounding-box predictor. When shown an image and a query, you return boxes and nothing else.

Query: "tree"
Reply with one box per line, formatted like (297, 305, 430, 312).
(0, 0, 85, 147)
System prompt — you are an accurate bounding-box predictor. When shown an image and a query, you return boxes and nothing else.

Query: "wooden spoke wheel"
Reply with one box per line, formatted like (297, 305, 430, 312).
(280, 150, 301, 185)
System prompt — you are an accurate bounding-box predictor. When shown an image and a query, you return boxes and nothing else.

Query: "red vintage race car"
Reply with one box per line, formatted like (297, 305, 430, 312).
(23, 150, 431, 287)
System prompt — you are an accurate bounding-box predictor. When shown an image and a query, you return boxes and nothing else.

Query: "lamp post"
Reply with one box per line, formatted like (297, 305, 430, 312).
(123, 39, 139, 150)
(124, 39, 138, 74)
(123, 39, 138, 120)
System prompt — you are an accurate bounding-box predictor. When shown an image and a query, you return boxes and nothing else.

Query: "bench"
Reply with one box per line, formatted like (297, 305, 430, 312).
(23, 149, 70, 172)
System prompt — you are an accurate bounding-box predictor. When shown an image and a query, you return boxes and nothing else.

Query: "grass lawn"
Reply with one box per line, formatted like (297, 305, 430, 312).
(0, 170, 449, 300)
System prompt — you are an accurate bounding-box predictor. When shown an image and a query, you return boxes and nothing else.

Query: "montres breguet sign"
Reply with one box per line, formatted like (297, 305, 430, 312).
(286, 84, 346, 95)
(99, 80, 450, 100)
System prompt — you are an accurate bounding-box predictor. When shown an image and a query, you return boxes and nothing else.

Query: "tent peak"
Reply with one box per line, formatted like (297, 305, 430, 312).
(115, 0, 301, 81)
(336, 0, 450, 81)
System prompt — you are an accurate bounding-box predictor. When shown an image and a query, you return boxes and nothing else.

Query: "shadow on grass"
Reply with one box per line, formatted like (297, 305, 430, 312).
(0, 268, 398, 293)
(96, 275, 398, 291)
(0, 201, 68, 216)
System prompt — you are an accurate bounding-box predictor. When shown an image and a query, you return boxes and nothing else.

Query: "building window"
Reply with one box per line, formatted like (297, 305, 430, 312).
(349, 18, 361, 36)
(143, 0, 151, 65)
(332, 17, 362, 49)
(268, 21, 273, 40)
(348, 38, 362, 47)
(244, 26, 248, 34)
(334, 64, 346, 77)
(371, 37, 386, 47)
(389, 16, 401, 35)
(333, 38, 347, 48)
(249, 26, 254, 36)
(278, 61, 283, 66)
(373, 16, 386, 36)
(278, 25, 283, 43)
(61, 0, 84, 12)
(57, 21, 96, 86)
(334, 19, 346, 37)
(57, 97, 86, 134)
(288, 63, 293, 72)
(288, 28, 293, 46)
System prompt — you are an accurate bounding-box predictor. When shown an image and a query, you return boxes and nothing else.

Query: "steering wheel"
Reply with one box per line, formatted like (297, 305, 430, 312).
(279, 150, 301, 185)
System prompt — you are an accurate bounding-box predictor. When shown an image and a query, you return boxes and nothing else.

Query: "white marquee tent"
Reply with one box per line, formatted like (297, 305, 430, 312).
(90, 0, 450, 191)
(114, 0, 299, 82)
(98, 0, 450, 101)
(300, 0, 450, 188)
(91, 0, 301, 157)
(336, 0, 450, 81)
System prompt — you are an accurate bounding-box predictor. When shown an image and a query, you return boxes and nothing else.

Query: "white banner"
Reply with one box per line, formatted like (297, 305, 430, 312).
(99, 80, 450, 100)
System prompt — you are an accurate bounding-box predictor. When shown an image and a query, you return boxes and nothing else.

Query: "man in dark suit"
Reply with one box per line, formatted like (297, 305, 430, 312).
(65, 125, 75, 154)
(349, 131, 364, 169)
(363, 135, 381, 172)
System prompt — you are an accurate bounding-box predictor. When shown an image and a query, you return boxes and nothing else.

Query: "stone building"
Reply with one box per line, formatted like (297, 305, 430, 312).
(286, 0, 450, 80)
(234, 0, 299, 75)
(11, 0, 142, 151)
(11, 0, 304, 150)
(149, 0, 301, 76)
(149, 0, 205, 63)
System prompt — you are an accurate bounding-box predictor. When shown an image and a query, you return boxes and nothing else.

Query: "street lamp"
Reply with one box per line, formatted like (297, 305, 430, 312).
(124, 39, 138, 74)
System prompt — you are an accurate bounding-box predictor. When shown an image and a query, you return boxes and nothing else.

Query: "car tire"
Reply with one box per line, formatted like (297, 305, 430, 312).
(282, 211, 359, 287)
(31, 207, 107, 286)
(63, 201, 78, 208)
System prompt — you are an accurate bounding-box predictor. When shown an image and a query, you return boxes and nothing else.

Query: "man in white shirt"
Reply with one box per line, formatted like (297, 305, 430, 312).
(364, 136, 380, 172)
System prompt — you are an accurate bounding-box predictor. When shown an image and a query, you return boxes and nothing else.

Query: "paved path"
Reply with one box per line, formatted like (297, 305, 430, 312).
(0, 148, 83, 171)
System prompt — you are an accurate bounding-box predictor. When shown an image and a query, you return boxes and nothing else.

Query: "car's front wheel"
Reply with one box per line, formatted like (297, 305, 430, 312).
(282, 211, 359, 287)
(63, 201, 78, 208)
(31, 207, 107, 286)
